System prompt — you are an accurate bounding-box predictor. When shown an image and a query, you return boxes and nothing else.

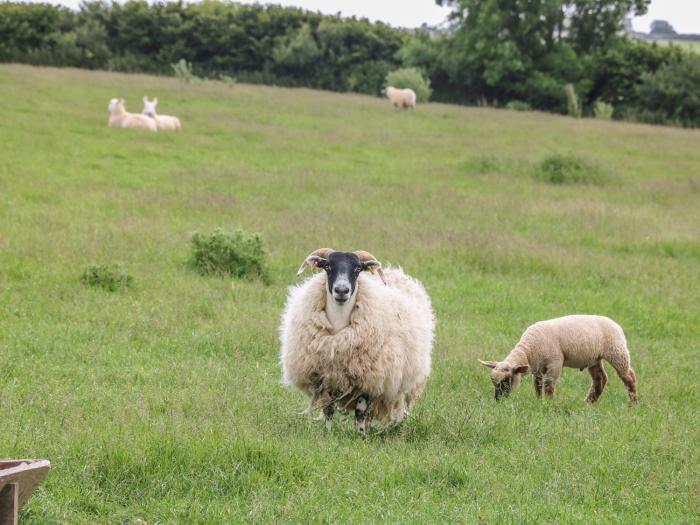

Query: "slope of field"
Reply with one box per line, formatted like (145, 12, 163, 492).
(0, 64, 698, 524)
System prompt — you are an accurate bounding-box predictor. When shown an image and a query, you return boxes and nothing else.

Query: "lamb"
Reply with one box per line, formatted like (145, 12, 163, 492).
(142, 97, 181, 131)
(382, 86, 416, 110)
(108, 98, 157, 132)
(279, 249, 434, 434)
(479, 315, 637, 403)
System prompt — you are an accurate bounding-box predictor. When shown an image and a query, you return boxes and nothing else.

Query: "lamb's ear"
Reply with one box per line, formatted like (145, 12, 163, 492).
(479, 360, 498, 369)
(153, 97, 158, 104)
(143, 96, 148, 104)
(514, 365, 529, 375)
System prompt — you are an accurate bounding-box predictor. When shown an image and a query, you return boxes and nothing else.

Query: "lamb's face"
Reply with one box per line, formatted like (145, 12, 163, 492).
(108, 98, 119, 113)
(479, 360, 528, 400)
(142, 97, 157, 117)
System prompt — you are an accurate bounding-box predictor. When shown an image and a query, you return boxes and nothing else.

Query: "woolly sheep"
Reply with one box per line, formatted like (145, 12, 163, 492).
(279, 249, 435, 433)
(382, 86, 416, 110)
(142, 96, 181, 131)
(108, 98, 157, 132)
(479, 315, 637, 403)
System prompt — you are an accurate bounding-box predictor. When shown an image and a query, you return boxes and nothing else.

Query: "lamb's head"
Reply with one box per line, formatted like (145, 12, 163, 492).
(108, 98, 123, 113)
(479, 360, 529, 400)
(296, 248, 385, 305)
(142, 96, 158, 117)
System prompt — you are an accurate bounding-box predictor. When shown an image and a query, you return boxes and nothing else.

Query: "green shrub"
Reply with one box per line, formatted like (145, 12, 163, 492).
(535, 154, 605, 185)
(384, 67, 432, 102)
(564, 84, 581, 118)
(80, 264, 133, 292)
(171, 59, 198, 83)
(505, 100, 531, 112)
(594, 99, 614, 120)
(188, 229, 271, 283)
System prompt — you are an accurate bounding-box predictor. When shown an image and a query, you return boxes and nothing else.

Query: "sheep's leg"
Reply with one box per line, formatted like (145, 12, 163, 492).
(543, 365, 561, 399)
(318, 391, 334, 431)
(355, 395, 369, 435)
(609, 361, 638, 404)
(533, 374, 544, 399)
(584, 361, 608, 403)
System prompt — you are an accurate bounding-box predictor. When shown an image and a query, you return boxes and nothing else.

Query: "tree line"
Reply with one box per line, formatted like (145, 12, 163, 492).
(1, 0, 698, 127)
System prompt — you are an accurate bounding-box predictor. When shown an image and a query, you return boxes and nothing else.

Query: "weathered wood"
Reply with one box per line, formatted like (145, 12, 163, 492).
(0, 460, 50, 524)
(0, 482, 18, 525)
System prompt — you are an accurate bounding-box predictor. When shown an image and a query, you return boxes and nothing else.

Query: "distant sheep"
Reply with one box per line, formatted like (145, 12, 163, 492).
(479, 315, 637, 403)
(382, 86, 416, 110)
(108, 98, 157, 132)
(142, 97, 181, 131)
(280, 249, 434, 434)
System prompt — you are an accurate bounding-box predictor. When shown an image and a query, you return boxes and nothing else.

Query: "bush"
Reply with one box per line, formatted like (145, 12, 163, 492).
(80, 264, 133, 292)
(564, 84, 581, 118)
(171, 59, 198, 83)
(634, 53, 700, 128)
(505, 100, 531, 112)
(535, 154, 605, 185)
(594, 99, 614, 120)
(384, 67, 432, 102)
(188, 229, 271, 284)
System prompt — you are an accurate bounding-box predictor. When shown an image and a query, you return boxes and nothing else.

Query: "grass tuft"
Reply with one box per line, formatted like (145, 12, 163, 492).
(535, 154, 606, 185)
(80, 264, 133, 292)
(188, 228, 271, 284)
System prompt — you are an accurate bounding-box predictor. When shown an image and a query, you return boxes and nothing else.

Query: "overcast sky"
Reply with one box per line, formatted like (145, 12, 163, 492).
(26, 0, 700, 34)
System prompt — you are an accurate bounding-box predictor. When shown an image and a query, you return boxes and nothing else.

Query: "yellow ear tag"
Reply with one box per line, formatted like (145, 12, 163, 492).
(368, 267, 377, 275)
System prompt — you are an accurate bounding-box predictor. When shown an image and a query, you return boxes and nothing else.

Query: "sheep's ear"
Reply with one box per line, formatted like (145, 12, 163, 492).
(514, 365, 529, 375)
(153, 97, 158, 104)
(143, 96, 148, 103)
(479, 360, 498, 369)
(361, 259, 381, 274)
(296, 255, 328, 276)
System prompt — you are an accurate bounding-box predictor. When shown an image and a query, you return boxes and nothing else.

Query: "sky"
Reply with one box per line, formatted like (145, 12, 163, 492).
(25, 0, 700, 35)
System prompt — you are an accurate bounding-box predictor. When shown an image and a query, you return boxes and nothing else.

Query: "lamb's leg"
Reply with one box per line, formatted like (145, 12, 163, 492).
(584, 361, 608, 403)
(355, 395, 369, 435)
(533, 373, 543, 399)
(609, 361, 638, 404)
(543, 364, 561, 399)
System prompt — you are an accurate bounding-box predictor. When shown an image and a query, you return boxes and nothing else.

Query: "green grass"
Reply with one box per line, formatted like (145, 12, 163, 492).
(655, 39, 700, 53)
(1, 64, 699, 524)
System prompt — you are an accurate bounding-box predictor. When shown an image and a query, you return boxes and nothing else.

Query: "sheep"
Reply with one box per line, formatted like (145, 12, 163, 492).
(279, 249, 434, 434)
(479, 315, 638, 404)
(142, 96, 181, 131)
(108, 98, 157, 132)
(382, 86, 416, 110)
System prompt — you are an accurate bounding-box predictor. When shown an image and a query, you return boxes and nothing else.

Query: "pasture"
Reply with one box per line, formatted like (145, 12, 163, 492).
(0, 64, 698, 524)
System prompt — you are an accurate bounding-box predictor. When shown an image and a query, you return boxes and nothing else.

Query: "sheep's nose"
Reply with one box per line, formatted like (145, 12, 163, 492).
(333, 284, 350, 296)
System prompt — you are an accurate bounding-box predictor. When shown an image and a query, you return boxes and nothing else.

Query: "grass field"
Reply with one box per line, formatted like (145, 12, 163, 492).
(1, 64, 699, 524)
(656, 39, 700, 53)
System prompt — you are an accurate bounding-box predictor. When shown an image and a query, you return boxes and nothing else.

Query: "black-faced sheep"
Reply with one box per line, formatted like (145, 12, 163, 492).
(279, 249, 434, 433)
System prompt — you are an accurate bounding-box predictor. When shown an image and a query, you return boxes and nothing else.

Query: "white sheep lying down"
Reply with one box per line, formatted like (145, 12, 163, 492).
(108, 98, 157, 132)
(480, 315, 638, 403)
(142, 96, 181, 131)
(280, 249, 434, 433)
(383, 86, 416, 110)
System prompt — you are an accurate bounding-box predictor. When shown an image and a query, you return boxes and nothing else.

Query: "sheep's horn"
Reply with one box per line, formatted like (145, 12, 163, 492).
(354, 250, 386, 285)
(296, 248, 335, 276)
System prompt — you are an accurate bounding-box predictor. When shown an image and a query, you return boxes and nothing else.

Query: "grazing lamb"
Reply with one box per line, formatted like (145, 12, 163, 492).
(382, 86, 416, 110)
(142, 96, 181, 131)
(108, 98, 157, 132)
(479, 315, 637, 403)
(280, 249, 434, 434)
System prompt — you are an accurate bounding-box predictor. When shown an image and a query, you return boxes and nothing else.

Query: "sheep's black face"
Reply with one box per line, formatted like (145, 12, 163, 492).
(316, 252, 365, 305)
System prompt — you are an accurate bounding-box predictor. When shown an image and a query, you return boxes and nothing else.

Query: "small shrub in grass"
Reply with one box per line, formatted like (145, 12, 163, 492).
(535, 154, 605, 185)
(594, 100, 614, 121)
(564, 83, 581, 119)
(80, 264, 133, 291)
(171, 59, 198, 83)
(506, 100, 531, 112)
(189, 229, 271, 284)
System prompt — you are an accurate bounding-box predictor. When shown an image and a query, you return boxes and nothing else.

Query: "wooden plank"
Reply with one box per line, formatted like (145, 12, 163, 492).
(0, 460, 50, 516)
(0, 482, 18, 525)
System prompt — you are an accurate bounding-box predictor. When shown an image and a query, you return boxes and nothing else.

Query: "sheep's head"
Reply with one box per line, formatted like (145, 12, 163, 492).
(108, 98, 123, 113)
(296, 248, 385, 305)
(142, 96, 158, 117)
(479, 360, 529, 400)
